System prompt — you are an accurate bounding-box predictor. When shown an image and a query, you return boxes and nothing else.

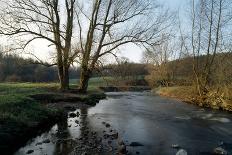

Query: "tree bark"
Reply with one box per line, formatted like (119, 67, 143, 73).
(79, 68, 91, 93)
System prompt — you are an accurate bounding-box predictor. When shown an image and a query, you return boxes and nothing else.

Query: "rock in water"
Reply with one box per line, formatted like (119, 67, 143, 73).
(43, 139, 51, 143)
(105, 123, 111, 128)
(172, 144, 180, 149)
(69, 113, 77, 118)
(176, 149, 188, 155)
(129, 142, 144, 147)
(214, 147, 228, 155)
(26, 150, 34, 154)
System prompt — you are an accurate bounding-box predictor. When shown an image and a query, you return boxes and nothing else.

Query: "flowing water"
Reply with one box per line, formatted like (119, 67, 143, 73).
(15, 92, 232, 155)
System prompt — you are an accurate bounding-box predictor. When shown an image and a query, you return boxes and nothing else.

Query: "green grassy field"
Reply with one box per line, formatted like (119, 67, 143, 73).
(70, 76, 112, 85)
(0, 82, 60, 127)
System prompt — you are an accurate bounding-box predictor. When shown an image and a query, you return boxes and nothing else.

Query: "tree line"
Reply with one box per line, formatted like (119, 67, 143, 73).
(0, 52, 82, 82)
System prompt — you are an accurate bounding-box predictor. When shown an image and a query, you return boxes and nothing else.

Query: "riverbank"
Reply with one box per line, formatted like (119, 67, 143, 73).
(0, 83, 106, 154)
(99, 86, 150, 92)
(156, 86, 232, 111)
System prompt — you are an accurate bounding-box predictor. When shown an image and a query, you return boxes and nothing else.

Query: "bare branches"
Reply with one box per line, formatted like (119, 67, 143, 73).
(76, 0, 173, 92)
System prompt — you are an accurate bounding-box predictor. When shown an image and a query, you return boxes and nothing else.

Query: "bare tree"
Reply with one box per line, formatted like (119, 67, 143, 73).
(76, 0, 173, 92)
(143, 36, 176, 87)
(0, 0, 77, 90)
(189, 0, 224, 96)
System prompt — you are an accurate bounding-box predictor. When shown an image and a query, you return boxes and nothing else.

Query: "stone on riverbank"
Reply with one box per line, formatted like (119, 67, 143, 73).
(26, 150, 34, 154)
(213, 147, 228, 155)
(69, 113, 77, 118)
(176, 149, 187, 155)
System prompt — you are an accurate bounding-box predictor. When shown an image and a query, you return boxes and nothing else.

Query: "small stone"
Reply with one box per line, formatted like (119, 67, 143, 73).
(129, 142, 144, 147)
(43, 139, 51, 143)
(26, 150, 34, 154)
(105, 123, 111, 128)
(68, 125, 72, 128)
(136, 151, 140, 154)
(36, 142, 43, 146)
(69, 113, 77, 118)
(76, 111, 80, 117)
(176, 149, 188, 155)
(172, 144, 180, 149)
(75, 120, 79, 124)
(102, 121, 106, 124)
(103, 134, 109, 139)
(214, 147, 228, 155)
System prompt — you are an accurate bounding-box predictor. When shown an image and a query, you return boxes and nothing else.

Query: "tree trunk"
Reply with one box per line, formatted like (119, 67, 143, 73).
(57, 58, 69, 91)
(79, 68, 91, 93)
(63, 65, 70, 90)
(58, 70, 69, 91)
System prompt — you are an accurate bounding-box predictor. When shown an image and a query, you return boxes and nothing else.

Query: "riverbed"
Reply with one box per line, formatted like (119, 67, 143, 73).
(14, 92, 232, 155)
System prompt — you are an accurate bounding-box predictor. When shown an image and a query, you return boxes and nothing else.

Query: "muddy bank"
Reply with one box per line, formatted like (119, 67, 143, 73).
(1, 91, 106, 155)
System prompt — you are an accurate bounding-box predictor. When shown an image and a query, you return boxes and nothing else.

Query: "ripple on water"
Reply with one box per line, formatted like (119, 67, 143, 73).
(209, 117, 231, 123)
(175, 116, 191, 120)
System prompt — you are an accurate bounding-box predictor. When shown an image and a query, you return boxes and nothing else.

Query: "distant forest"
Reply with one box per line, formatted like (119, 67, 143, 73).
(0, 53, 148, 83)
(145, 52, 232, 87)
(0, 53, 79, 82)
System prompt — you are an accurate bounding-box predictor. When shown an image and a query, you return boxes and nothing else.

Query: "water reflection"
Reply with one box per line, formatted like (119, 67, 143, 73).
(14, 108, 91, 155)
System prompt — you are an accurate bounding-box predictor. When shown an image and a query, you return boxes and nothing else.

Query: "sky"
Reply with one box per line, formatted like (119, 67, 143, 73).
(119, 0, 187, 63)
(1, 0, 188, 63)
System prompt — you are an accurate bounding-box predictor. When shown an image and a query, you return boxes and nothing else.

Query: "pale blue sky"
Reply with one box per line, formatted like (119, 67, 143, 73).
(122, 0, 188, 63)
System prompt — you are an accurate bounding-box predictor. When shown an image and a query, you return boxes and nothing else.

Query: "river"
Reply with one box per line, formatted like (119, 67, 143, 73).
(15, 92, 232, 155)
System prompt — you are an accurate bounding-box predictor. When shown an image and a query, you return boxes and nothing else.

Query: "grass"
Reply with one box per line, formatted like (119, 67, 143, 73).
(156, 86, 197, 101)
(0, 82, 60, 125)
(70, 76, 113, 86)
(156, 86, 232, 111)
(0, 82, 63, 153)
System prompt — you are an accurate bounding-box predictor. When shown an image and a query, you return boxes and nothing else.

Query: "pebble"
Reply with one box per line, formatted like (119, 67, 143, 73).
(35, 142, 42, 146)
(105, 123, 111, 128)
(26, 150, 34, 154)
(76, 112, 80, 117)
(176, 149, 188, 155)
(172, 144, 180, 149)
(43, 139, 51, 143)
(69, 113, 77, 118)
(214, 147, 228, 155)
